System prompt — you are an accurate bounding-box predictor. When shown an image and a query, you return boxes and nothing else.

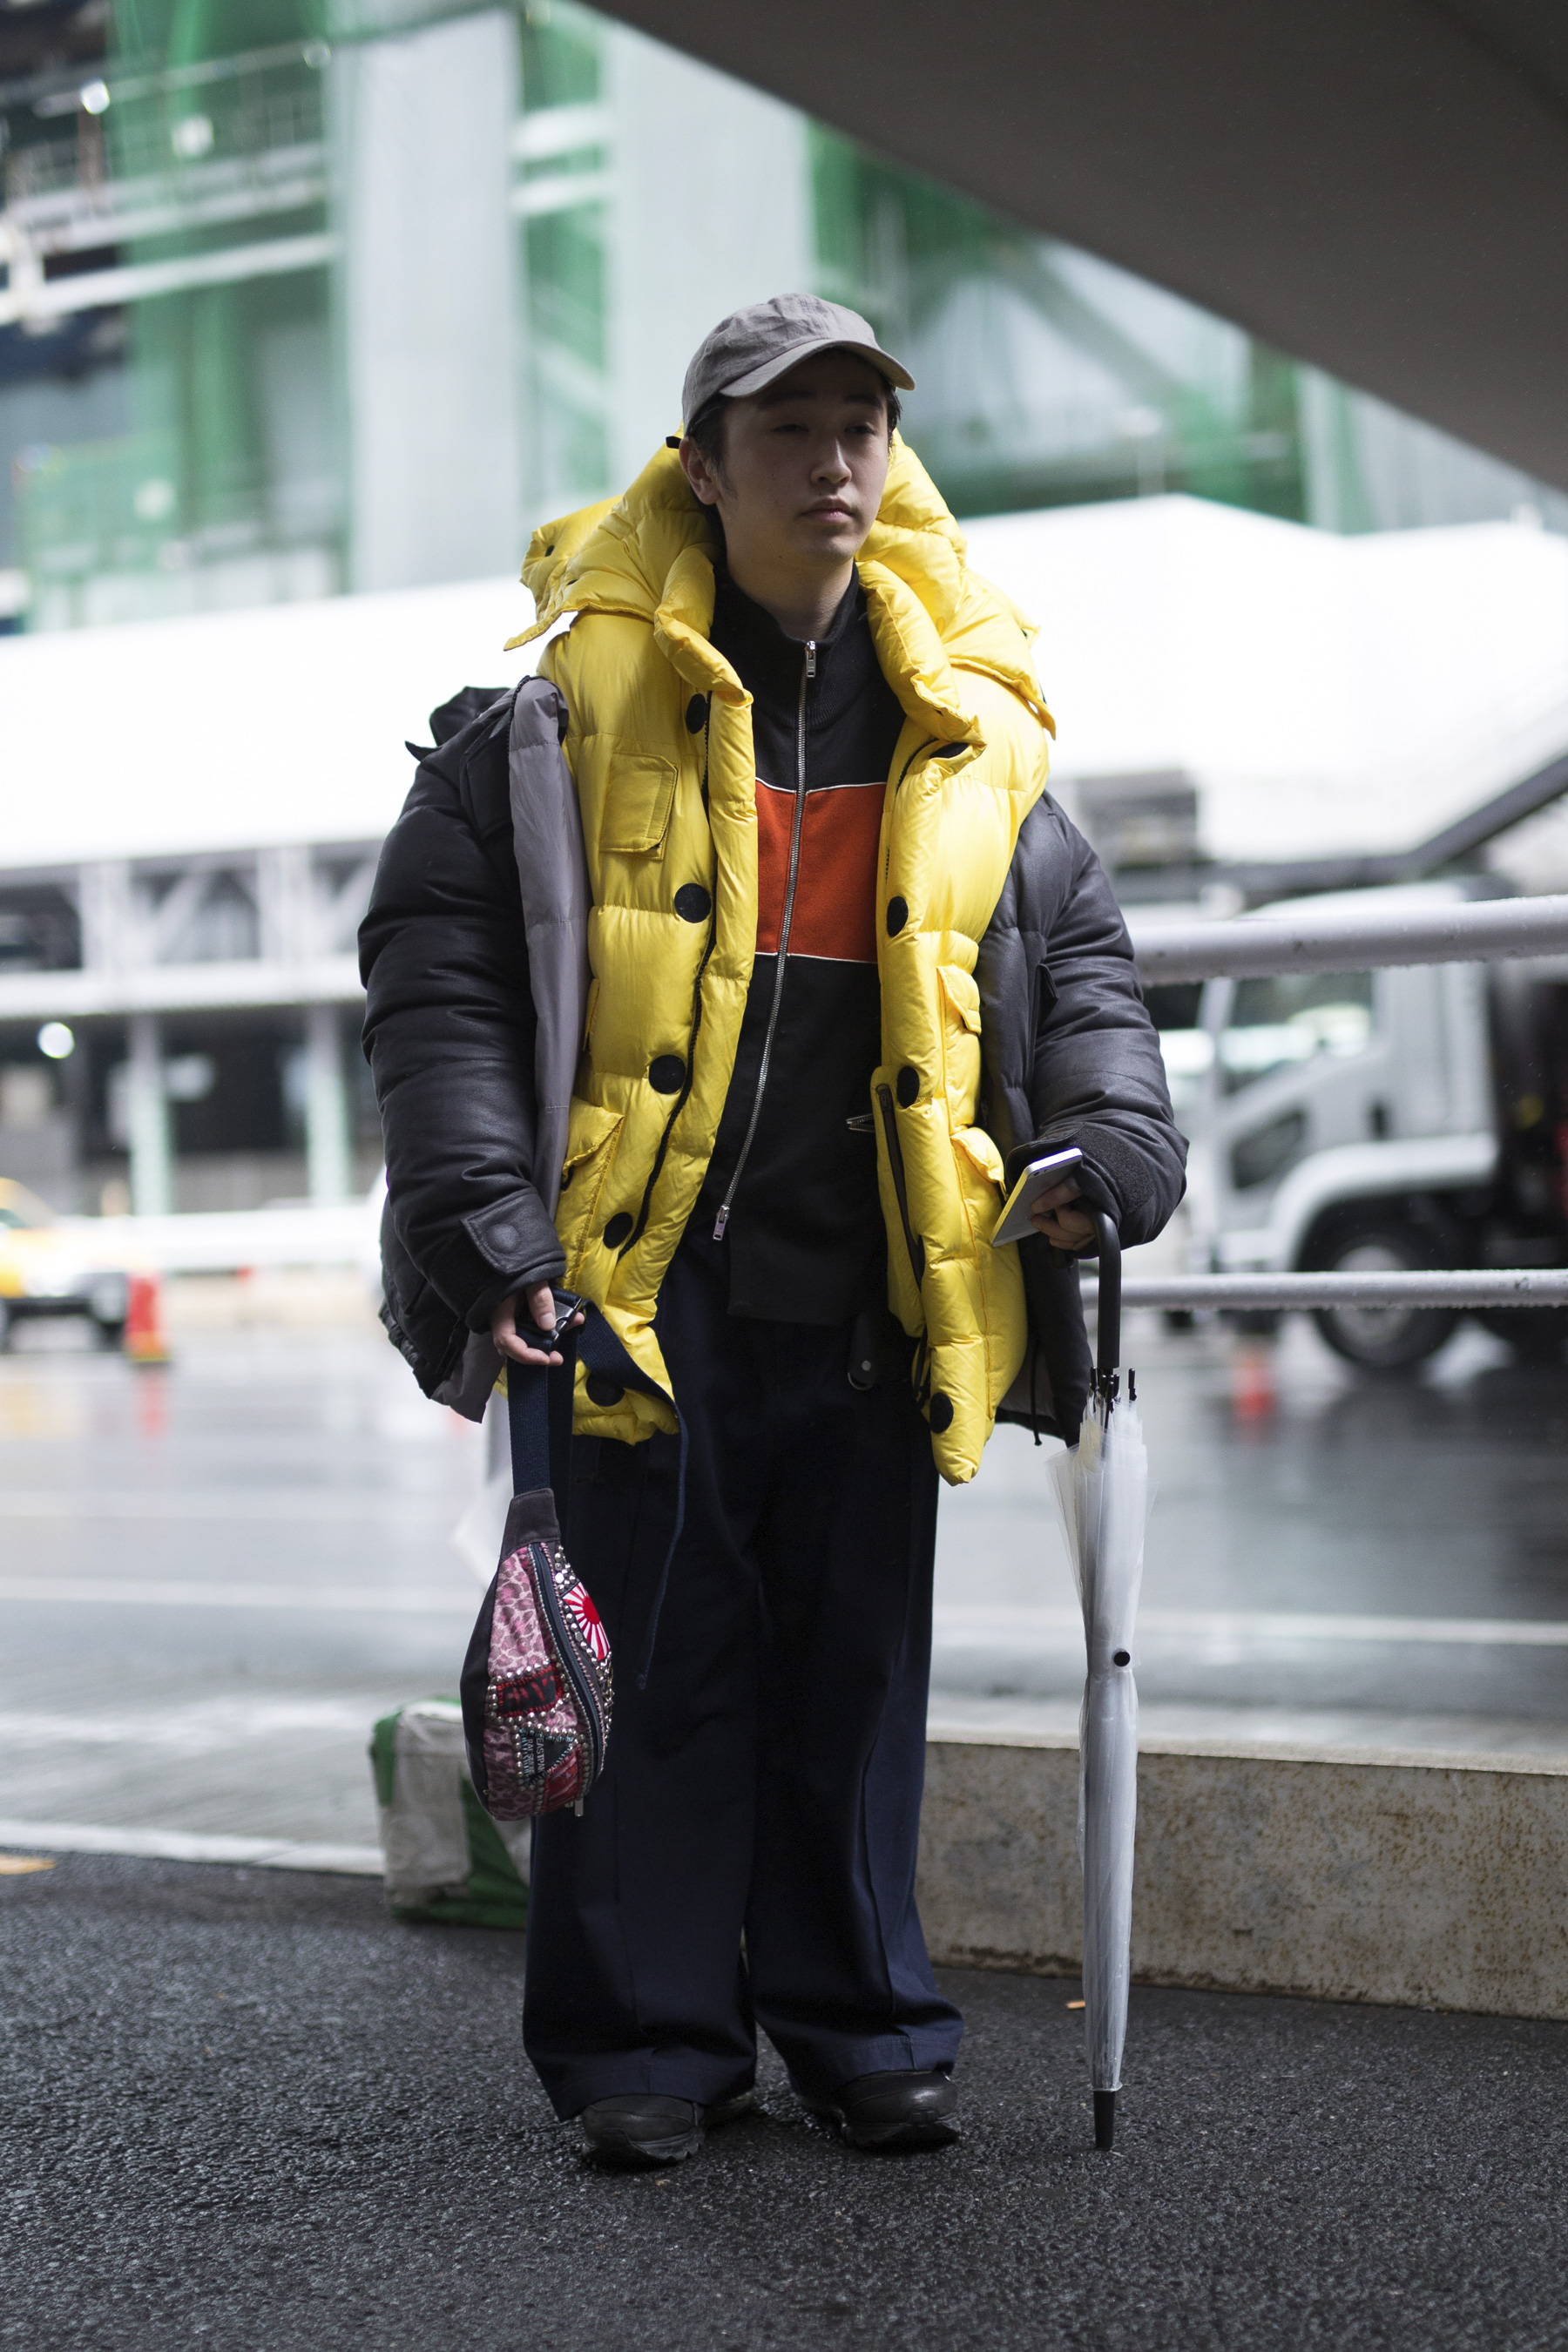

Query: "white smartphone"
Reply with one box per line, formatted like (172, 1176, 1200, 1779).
(990, 1146, 1085, 1248)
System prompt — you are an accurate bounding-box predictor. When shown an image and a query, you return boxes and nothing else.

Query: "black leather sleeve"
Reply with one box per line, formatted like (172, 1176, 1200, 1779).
(359, 707, 565, 1334)
(979, 794, 1187, 1249)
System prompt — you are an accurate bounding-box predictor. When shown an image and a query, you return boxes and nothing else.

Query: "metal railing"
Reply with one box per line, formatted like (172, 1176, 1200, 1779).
(1083, 1271, 1568, 1311)
(1126, 891, 1568, 983)
(1117, 890, 1568, 1311)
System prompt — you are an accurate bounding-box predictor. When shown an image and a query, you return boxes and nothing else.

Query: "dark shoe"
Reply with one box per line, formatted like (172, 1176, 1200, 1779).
(800, 2069, 959, 2152)
(580, 2089, 753, 2170)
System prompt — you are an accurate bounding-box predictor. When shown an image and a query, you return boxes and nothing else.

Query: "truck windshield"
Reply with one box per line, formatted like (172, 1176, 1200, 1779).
(1220, 970, 1375, 1094)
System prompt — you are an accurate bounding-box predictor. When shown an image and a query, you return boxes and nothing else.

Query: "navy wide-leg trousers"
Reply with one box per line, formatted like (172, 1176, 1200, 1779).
(522, 1238, 963, 2118)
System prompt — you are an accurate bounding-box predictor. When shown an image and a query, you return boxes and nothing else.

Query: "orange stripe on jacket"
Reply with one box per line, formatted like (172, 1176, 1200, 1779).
(754, 781, 883, 964)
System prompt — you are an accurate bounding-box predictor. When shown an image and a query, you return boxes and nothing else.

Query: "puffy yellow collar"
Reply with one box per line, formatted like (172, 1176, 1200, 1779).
(506, 439, 1051, 738)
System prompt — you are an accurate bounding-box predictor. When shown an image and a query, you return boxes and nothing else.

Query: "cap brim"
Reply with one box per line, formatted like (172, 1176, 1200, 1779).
(722, 335, 915, 399)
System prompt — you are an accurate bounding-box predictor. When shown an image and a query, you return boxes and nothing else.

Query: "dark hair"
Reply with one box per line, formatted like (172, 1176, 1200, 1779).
(686, 382, 902, 483)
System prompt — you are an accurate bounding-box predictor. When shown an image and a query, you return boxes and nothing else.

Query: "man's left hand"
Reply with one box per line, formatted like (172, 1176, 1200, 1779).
(491, 1284, 585, 1368)
(1029, 1177, 1097, 1254)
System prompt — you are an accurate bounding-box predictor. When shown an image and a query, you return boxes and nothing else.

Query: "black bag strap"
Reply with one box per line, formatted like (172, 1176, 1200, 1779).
(504, 1292, 581, 1526)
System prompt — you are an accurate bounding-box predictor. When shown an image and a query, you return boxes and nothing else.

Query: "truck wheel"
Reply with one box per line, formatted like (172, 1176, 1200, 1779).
(1476, 1307, 1568, 1367)
(1225, 1308, 1281, 1338)
(1312, 1227, 1458, 1373)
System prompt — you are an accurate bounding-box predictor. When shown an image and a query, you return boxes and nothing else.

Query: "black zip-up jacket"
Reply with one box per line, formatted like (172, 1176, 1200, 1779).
(362, 678, 1186, 1439)
(695, 570, 904, 1322)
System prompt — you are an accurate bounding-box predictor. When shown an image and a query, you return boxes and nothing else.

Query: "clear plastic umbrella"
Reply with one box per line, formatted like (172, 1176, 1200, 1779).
(1049, 1214, 1147, 2151)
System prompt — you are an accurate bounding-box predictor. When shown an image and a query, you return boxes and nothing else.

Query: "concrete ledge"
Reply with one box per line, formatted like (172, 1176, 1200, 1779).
(917, 1729, 1568, 2019)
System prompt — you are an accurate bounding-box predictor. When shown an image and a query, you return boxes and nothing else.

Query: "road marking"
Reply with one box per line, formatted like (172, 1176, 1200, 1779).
(0, 1817, 383, 1874)
(0, 1576, 472, 1613)
(3, 1578, 1564, 1646)
(0, 1697, 389, 1747)
(0, 1489, 456, 1521)
(932, 1606, 1568, 1650)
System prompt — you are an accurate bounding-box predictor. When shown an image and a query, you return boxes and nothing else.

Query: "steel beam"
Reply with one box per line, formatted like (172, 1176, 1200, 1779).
(303, 1004, 354, 1205)
(125, 1011, 172, 1221)
(0, 232, 339, 329)
(0, 956, 365, 1025)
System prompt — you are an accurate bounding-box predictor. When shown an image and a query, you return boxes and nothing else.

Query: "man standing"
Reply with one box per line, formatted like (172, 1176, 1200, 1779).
(362, 294, 1184, 2169)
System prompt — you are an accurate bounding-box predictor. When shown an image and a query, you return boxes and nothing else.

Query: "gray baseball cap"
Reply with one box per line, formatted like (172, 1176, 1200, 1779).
(681, 293, 914, 428)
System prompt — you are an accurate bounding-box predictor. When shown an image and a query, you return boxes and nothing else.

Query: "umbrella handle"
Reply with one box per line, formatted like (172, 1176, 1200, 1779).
(1092, 1211, 1122, 1384)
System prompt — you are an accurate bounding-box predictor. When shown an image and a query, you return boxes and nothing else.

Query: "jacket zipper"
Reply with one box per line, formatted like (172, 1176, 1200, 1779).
(712, 637, 815, 1240)
(534, 1541, 605, 1783)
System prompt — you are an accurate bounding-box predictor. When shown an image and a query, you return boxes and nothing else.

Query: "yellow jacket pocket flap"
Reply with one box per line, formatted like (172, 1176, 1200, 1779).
(600, 753, 679, 855)
(938, 964, 983, 1032)
(559, 1100, 623, 1179)
(954, 1125, 1004, 1186)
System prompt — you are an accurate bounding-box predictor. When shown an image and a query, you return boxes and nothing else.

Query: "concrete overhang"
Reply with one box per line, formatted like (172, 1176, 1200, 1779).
(594, 0, 1568, 490)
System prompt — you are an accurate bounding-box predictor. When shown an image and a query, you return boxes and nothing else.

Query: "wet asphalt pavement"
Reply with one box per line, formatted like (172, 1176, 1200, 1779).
(3, 1301, 1568, 1865)
(8, 1306, 1568, 2349)
(936, 1309, 1568, 1732)
(6, 1851, 1568, 2352)
(0, 1314, 483, 1853)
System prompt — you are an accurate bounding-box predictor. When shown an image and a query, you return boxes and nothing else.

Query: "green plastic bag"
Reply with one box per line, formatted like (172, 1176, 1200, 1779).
(368, 1700, 529, 1930)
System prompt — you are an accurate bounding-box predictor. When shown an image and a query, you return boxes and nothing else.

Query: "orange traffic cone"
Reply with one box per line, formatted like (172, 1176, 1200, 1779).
(1231, 1339, 1277, 1424)
(124, 1271, 171, 1367)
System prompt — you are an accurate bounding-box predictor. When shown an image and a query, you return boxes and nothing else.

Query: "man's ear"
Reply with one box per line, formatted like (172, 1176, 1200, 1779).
(679, 437, 722, 510)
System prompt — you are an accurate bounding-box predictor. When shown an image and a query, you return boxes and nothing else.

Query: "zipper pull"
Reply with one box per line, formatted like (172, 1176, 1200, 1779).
(805, 640, 816, 679)
(713, 1205, 731, 1241)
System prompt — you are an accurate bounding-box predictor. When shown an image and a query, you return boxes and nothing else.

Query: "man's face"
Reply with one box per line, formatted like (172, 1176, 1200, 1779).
(681, 353, 894, 575)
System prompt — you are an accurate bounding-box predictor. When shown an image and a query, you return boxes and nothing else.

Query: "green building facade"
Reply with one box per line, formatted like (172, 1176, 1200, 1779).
(2, 0, 1562, 634)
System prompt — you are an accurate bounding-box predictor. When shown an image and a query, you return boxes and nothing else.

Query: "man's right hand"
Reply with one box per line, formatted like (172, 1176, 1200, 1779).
(1029, 1177, 1098, 1254)
(490, 1284, 584, 1369)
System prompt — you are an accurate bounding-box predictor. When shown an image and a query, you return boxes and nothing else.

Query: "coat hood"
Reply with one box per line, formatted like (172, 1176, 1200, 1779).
(507, 440, 1052, 739)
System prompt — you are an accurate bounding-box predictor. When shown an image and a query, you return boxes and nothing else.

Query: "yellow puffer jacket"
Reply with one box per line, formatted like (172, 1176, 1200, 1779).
(508, 441, 1055, 1484)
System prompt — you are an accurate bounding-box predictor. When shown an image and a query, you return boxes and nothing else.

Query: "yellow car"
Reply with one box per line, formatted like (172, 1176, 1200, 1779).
(0, 1179, 131, 1351)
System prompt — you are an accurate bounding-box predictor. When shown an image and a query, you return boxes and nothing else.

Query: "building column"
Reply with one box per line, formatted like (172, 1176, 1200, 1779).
(335, 10, 523, 592)
(304, 1003, 353, 1203)
(605, 24, 812, 483)
(126, 1012, 172, 1219)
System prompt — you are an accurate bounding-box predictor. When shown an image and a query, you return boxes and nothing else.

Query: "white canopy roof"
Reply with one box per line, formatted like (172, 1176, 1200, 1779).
(2, 574, 538, 869)
(963, 498, 1568, 868)
(4, 497, 1567, 874)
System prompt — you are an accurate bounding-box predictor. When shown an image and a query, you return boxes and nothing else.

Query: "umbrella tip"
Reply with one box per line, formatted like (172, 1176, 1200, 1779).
(1093, 2089, 1117, 2151)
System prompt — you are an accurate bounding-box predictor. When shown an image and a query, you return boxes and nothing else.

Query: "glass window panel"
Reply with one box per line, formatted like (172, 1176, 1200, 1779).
(1220, 971, 1375, 1095)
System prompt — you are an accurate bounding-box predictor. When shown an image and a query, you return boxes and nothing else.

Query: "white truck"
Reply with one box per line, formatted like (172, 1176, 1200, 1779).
(1156, 882, 1568, 1369)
